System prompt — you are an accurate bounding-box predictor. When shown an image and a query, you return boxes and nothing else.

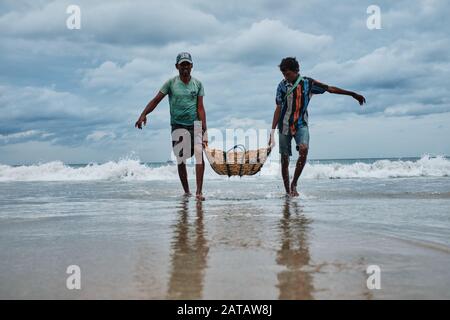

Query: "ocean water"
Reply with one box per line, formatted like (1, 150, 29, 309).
(0, 155, 449, 299)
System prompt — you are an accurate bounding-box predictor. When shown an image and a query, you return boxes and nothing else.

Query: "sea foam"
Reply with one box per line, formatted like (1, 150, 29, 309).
(0, 155, 448, 182)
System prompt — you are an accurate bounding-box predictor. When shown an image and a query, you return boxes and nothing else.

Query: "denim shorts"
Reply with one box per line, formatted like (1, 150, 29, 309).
(278, 126, 310, 156)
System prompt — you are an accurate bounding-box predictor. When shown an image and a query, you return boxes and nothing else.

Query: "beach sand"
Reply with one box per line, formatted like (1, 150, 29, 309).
(1, 171, 449, 299)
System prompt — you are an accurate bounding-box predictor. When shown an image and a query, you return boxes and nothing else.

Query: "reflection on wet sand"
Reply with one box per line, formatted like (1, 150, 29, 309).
(276, 198, 314, 299)
(167, 198, 209, 299)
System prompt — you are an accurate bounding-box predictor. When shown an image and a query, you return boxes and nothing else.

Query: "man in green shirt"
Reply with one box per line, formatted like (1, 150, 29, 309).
(135, 52, 208, 201)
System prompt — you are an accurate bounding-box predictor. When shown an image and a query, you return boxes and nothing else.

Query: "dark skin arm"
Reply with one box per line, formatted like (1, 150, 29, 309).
(135, 91, 166, 129)
(268, 104, 281, 147)
(326, 85, 366, 105)
(197, 96, 208, 147)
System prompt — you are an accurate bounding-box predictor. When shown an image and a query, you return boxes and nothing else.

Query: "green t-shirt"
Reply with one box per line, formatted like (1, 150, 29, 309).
(159, 76, 205, 126)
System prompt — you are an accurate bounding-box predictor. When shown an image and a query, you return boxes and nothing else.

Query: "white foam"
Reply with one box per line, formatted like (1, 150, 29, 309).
(0, 159, 178, 182)
(302, 155, 450, 179)
(0, 155, 448, 182)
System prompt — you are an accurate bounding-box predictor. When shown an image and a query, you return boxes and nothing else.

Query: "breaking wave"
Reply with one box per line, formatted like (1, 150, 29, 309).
(0, 155, 448, 182)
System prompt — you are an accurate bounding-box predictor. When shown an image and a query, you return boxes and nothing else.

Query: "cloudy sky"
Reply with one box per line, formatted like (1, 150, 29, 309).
(0, 0, 449, 164)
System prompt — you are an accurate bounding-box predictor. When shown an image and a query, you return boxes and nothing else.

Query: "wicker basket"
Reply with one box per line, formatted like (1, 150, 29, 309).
(205, 144, 272, 177)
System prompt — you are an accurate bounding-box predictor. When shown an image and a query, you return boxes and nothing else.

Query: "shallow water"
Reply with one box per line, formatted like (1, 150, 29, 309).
(0, 158, 449, 299)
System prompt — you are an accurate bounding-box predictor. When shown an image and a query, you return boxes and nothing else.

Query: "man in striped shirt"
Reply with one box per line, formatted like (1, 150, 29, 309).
(269, 57, 366, 197)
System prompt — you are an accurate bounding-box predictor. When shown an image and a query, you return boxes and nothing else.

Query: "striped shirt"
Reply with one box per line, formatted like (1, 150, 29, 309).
(275, 76, 328, 135)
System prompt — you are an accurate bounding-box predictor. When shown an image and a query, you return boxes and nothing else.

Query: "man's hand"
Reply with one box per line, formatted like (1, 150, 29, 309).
(268, 129, 276, 148)
(135, 115, 147, 129)
(202, 131, 208, 148)
(352, 93, 366, 106)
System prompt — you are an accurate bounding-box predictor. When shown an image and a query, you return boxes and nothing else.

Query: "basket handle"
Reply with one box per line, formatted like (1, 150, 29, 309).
(226, 144, 246, 163)
(227, 144, 246, 153)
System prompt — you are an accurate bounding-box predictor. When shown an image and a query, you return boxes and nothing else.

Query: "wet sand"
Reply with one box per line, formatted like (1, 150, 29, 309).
(1, 178, 450, 299)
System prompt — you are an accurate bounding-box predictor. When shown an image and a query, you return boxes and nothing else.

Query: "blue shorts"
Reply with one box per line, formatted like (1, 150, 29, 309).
(278, 126, 309, 156)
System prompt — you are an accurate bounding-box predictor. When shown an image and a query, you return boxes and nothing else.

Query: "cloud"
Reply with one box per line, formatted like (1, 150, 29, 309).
(1, 0, 449, 163)
(0, 85, 106, 120)
(0, 85, 125, 146)
(80, 19, 332, 86)
(81, 59, 169, 90)
(0, 130, 47, 144)
(380, 0, 448, 33)
(0, 1, 68, 38)
(86, 1, 221, 45)
(0, 85, 93, 122)
(305, 38, 450, 117)
(383, 103, 450, 117)
(200, 19, 333, 65)
(310, 39, 449, 89)
(0, 0, 222, 45)
(0, 129, 58, 150)
(86, 130, 116, 141)
(223, 117, 270, 129)
(309, 111, 450, 159)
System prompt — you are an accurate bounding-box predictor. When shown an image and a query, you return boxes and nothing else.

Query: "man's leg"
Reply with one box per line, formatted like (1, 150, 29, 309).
(194, 141, 205, 201)
(290, 144, 308, 197)
(290, 126, 310, 197)
(281, 154, 291, 195)
(279, 132, 292, 195)
(172, 126, 192, 196)
(192, 123, 205, 201)
(177, 162, 190, 195)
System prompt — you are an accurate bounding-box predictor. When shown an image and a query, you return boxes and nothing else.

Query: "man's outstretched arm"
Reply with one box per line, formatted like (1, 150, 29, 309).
(326, 85, 366, 105)
(135, 91, 166, 129)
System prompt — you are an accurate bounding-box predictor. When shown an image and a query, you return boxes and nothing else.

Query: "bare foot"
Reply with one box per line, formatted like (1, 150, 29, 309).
(290, 184, 299, 197)
(196, 193, 205, 201)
